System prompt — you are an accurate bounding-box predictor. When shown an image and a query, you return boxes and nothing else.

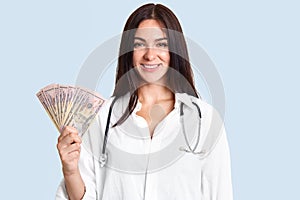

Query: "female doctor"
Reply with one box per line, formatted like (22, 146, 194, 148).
(56, 3, 233, 200)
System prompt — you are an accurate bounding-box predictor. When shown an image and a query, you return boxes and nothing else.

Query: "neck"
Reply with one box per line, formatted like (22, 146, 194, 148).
(137, 84, 174, 104)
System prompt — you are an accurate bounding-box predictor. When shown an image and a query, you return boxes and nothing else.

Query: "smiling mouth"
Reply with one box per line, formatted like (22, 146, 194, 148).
(140, 64, 161, 70)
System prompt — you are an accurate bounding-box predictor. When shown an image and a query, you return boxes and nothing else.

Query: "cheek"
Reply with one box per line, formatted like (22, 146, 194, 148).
(160, 51, 170, 64)
(132, 51, 142, 65)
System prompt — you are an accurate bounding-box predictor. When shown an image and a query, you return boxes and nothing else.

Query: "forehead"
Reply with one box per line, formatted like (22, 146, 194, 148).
(135, 19, 167, 39)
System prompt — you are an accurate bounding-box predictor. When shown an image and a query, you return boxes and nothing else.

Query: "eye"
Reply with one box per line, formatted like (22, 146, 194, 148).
(133, 42, 146, 49)
(156, 42, 168, 49)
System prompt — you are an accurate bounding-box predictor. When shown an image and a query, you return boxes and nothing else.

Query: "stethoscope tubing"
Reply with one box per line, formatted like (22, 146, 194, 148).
(100, 98, 202, 167)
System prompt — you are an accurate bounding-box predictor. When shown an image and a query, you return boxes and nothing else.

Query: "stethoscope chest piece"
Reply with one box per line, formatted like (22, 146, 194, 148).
(100, 153, 108, 168)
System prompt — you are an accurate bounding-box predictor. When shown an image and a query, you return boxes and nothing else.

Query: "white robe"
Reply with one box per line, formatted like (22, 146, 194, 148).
(56, 93, 233, 200)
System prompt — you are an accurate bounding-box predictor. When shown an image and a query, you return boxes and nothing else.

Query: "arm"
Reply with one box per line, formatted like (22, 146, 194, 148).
(56, 144, 98, 200)
(63, 171, 85, 200)
(56, 126, 86, 200)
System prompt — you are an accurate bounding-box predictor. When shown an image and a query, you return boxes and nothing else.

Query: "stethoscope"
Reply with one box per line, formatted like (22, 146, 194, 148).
(99, 98, 202, 168)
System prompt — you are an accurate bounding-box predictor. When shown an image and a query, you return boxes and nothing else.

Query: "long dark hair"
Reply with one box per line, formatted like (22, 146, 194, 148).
(112, 3, 198, 126)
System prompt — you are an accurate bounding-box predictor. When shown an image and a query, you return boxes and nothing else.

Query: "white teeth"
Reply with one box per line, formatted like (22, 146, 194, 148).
(142, 64, 159, 69)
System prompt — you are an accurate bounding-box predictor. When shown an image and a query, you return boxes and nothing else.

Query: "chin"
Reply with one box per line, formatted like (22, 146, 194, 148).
(139, 73, 168, 86)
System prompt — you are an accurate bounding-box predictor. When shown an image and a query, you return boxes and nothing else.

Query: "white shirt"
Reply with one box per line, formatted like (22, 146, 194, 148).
(56, 93, 233, 200)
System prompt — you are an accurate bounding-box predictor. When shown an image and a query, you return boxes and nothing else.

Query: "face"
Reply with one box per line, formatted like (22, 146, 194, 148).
(133, 19, 170, 83)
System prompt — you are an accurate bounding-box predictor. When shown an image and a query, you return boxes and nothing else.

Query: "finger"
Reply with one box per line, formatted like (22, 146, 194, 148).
(64, 142, 81, 154)
(60, 150, 80, 164)
(60, 126, 78, 138)
(66, 150, 80, 161)
(58, 126, 79, 142)
(57, 134, 81, 150)
(59, 143, 81, 158)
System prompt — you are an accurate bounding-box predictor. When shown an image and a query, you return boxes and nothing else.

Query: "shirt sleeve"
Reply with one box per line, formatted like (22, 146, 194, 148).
(201, 128, 233, 200)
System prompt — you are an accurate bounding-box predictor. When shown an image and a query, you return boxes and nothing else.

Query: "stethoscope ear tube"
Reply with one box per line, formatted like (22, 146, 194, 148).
(100, 97, 117, 167)
(180, 101, 202, 118)
(179, 102, 203, 154)
(192, 102, 202, 118)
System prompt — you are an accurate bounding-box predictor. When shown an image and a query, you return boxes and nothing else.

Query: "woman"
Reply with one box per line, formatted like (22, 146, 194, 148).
(56, 3, 233, 200)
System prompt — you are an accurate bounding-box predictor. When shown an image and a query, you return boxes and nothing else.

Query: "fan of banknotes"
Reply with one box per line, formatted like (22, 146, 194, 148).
(36, 84, 105, 136)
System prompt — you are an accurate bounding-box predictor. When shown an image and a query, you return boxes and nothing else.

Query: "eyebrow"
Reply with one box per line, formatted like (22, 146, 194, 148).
(134, 37, 168, 42)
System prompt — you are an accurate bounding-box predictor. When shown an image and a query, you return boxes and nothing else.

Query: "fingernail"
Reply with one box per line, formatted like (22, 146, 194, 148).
(59, 125, 65, 133)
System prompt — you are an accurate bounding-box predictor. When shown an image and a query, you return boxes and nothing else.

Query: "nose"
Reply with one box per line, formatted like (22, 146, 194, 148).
(143, 47, 156, 61)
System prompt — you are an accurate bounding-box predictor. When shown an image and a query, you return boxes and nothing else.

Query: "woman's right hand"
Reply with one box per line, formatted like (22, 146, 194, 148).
(57, 126, 82, 176)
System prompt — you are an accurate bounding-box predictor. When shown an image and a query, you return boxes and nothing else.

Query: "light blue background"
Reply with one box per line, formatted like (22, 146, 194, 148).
(1, 0, 299, 199)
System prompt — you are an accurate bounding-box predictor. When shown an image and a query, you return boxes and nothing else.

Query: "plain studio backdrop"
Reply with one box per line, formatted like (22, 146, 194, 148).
(0, 0, 299, 199)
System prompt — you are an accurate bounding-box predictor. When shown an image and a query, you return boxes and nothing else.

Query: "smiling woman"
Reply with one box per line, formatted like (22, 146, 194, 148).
(55, 3, 233, 200)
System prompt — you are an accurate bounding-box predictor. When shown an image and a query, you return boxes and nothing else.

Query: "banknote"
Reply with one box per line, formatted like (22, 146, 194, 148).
(36, 84, 105, 136)
(36, 91, 59, 130)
